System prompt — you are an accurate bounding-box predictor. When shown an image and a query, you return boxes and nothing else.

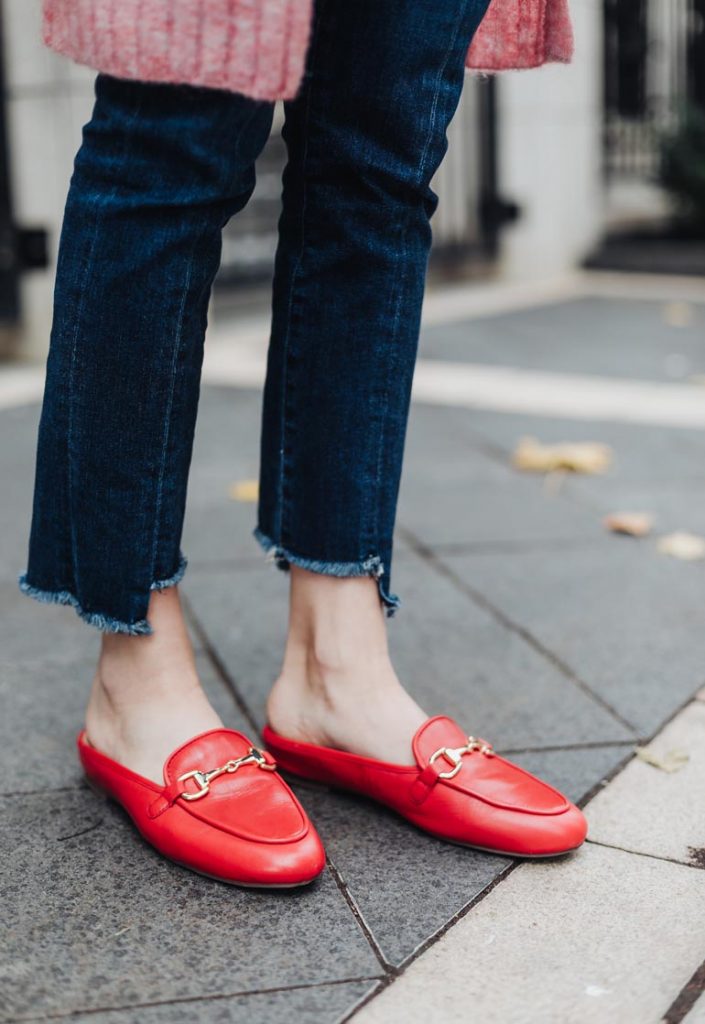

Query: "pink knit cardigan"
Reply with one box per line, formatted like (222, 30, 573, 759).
(42, 0, 574, 103)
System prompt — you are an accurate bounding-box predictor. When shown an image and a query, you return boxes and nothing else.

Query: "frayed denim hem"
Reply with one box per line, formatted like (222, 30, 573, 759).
(150, 552, 188, 591)
(253, 527, 401, 618)
(17, 553, 188, 636)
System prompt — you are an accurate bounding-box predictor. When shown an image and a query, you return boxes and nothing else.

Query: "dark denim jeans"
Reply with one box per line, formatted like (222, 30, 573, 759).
(20, 0, 491, 634)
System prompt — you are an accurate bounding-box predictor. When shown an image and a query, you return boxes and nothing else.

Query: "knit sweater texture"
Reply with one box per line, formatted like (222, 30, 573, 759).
(42, 0, 574, 102)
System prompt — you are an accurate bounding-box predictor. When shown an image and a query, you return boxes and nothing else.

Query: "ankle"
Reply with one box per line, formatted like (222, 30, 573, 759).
(266, 654, 426, 762)
(93, 656, 202, 720)
(94, 586, 200, 708)
(273, 638, 398, 705)
(266, 641, 409, 742)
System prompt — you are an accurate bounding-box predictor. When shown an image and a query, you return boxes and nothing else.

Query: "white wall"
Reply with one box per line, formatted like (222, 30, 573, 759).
(3, 0, 95, 360)
(495, 0, 604, 280)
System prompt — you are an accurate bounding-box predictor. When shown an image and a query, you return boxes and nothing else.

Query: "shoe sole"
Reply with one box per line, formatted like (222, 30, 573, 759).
(85, 778, 321, 889)
(424, 831, 585, 859)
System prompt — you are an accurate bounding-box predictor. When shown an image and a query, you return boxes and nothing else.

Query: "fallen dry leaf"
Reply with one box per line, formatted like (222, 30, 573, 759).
(603, 512, 653, 537)
(228, 479, 259, 503)
(634, 747, 690, 773)
(656, 531, 705, 561)
(512, 437, 613, 475)
(662, 301, 694, 328)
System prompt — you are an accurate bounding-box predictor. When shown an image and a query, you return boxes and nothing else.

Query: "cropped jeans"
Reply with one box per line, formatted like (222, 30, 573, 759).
(20, 0, 492, 635)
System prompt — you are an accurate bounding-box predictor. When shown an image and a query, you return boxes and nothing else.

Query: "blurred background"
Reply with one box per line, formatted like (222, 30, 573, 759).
(0, 0, 703, 360)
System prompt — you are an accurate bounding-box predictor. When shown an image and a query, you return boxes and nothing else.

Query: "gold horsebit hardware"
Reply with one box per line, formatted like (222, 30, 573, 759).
(429, 736, 495, 780)
(177, 747, 276, 801)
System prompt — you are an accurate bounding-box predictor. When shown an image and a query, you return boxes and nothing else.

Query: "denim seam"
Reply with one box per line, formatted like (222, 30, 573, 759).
(150, 100, 271, 599)
(273, 3, 324, 545)
(368, 10, 464, 562)
(66, 85, 146, 608)
(147, 242, 195, 593)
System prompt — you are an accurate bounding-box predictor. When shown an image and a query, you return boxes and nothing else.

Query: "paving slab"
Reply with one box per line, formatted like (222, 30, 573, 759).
(564, 476, 705, 541)
(398, 399, 602, 548)
(66, 980, 376, 1024)
(351, 843, 705, 1024)
(0, 576, 101, 666)
(0, 789, 380, 1021)
(508, 745, 632, 806)
(388, 400, 506, 485)
(182, 385, 415, 568)
(441, 543, 705, 737)
(2, 566, 203, 672)
(290, 781, 510, 967)
(287, 746, 629, 968)
(460, 409, 705, 484)
(585, 701, 705, 867)
(183, 551, 633, 752)
(0, 402, 42, 578)
(398, 430, 599, 551)
(0, 649, 248, 794)
(419, 296, 705, 383)
(182, 386, 264, 567)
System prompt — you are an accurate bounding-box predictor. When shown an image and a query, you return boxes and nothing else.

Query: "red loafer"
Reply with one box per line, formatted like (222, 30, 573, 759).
(262, 716, 587, 858)
(78, 728, 326, 887)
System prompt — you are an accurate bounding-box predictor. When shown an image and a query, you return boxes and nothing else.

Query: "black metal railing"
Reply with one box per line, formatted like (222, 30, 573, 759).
(604, 0, 705, 179)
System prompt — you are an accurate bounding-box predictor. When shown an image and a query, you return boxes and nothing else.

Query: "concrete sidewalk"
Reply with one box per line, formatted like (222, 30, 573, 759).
(353, 692, 705, 1024)
(2, 276, 705, 1023)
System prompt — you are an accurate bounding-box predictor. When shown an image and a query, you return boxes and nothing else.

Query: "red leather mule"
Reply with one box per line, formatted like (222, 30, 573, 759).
(78, 728, 326, 887)
(263, 715, 587, 858)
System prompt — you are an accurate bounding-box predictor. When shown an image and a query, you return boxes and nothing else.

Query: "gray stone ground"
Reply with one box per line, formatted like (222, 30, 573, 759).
(2, 293, 705, 1022)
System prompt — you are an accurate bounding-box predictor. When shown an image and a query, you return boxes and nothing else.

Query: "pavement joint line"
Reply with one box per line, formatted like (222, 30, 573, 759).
(584, 837, 705, 873)
(632, 688, 705, 752)
(184, 556, 263, 571)
(183, 536, 612, 578)
(498, 739, 637, 755)
(338, 981, 386, 1024)
(397, 525, 640, 738)
(662, 957, 705, 1024)
(571, 749, 638, 809)
(180, 587, 408, 979)
(2, 976, 386, 1024)
(326, 858, 395, 974)
(0, 785, 84, 800)
(339, 859, 519, 1024)
(55, 820, 103, 843)
(348, 696, 705, 1023)
(436, 426, 512, 468)
(419, 536, 612, 557)
(183, 544, 422, 575)
(180, 591, 262, 739)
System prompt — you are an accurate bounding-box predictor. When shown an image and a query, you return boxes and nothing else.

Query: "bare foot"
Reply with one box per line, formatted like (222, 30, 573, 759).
(265, 566, 427, 765)
(85, 587, 222, 783)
